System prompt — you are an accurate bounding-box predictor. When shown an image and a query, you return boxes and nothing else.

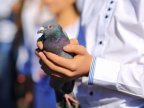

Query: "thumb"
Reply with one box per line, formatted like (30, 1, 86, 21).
(37, 37, 43, 50)
(63, 44, 86, 55)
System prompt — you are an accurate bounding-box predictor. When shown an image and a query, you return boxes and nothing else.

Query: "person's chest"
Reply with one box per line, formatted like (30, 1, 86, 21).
(84, 0, 144, 63)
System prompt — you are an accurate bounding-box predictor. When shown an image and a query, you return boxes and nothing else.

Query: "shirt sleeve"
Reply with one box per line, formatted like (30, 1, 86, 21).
(87, 0, 144, 98)
(88, 56, 144, 98)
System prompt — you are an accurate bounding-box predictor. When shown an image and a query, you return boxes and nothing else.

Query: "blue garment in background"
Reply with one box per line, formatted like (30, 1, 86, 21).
(77, 18, 86, 47)
(0, 43, 13, 108)
(34, 76, 56, 108)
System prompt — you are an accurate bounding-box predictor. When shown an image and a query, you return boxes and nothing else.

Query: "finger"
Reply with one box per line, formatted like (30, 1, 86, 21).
(42, 66, 62, 78)
(70, 38, 79, 45)
(63, 44, 86, 55)
(40, 60, 52, 73)
(41, 64, 64, 79)
(43, 51, 76, 71)
(37, 52, 74, 77)
(35, 48, 43, 54)
(35, 50, 41, 57)
(37, 41, 43, 50)
(40, 60, 70, 81)
(40, 61, 71, 81)
(37, 52, 73, 80)
(40, 61, 62, 77)
(37, 37, 43, 50)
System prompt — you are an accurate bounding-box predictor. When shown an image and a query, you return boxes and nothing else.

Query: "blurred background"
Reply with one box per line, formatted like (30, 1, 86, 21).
(0, 0, 83, 108)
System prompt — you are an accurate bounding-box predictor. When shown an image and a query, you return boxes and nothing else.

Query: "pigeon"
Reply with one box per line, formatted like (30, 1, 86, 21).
(37, 20, 75, 96)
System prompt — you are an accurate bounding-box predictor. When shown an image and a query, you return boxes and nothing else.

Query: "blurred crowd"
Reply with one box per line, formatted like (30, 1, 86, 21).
(0, 0, 82, 108)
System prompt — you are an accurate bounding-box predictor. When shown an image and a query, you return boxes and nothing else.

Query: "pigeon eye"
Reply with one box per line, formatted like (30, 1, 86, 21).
(48, 24, 53, 29)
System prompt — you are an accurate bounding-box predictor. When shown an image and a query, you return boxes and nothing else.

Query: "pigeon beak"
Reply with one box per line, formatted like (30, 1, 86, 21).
(37, 27, 45, 34)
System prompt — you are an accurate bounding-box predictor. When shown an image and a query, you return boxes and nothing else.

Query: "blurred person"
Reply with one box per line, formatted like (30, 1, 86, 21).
(22, 0, 82, 107)
(21, 0, 56, 108)
(43, 0, 82, 107)
(0, 0, 17, 107)
(10, 0, 35, 108)
(36, 0, 144, 108)
(43, 0, 79, 35)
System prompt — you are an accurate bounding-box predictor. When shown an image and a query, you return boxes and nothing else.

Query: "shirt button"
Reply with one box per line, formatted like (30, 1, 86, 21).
(89, 91, 94, 96)
(110, 1, 114, 4)
(99, 41, 103, 45)
(108, 8, 111, 11)
(105, 15, 109, 19)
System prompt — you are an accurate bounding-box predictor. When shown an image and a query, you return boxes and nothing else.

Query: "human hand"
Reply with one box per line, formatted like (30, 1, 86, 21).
(36, 39, 92, 81)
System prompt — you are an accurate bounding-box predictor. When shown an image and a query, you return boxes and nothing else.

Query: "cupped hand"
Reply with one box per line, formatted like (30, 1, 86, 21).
(36, 38, 92, 81)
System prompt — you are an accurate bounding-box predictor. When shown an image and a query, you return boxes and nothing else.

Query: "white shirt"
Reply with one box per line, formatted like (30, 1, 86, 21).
(75, 0, 144, 108)
(20, 0, 53, 81)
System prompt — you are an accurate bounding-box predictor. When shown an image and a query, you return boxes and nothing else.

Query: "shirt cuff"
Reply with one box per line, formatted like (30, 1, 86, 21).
(88, 57, 121, 88)
(88, 56, 97, 85)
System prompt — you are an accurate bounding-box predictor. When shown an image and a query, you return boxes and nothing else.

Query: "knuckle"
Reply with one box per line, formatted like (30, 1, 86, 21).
(72, 45, 77, 51)
(70, 64, 77, 70)
(55, 57, 61, 63)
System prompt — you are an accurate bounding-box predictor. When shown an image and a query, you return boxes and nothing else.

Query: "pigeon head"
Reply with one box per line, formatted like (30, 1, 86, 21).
(37, 21, 64, 39)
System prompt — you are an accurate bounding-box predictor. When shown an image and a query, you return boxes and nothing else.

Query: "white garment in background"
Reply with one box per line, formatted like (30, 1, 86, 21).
(0, 0, 17, 43)
(64, 19, 79, 39)
(0, 0, 16, 18)
(74, 0, 144, 108)
(20, 0, 53, 81)
(0, 20, 17, 43)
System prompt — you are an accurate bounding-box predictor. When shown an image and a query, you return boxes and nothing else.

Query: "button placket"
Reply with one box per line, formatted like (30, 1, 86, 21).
(95, 0, 117, 55)
(104, 0, 115, 20)
(99, 1, 115, 46)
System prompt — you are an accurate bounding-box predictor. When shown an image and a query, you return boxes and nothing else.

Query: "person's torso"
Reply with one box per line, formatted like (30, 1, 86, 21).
(75, 0, 144, 107)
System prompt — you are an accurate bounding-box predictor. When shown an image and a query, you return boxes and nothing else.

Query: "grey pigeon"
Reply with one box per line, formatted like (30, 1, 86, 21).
(37, 20, 75, 97)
